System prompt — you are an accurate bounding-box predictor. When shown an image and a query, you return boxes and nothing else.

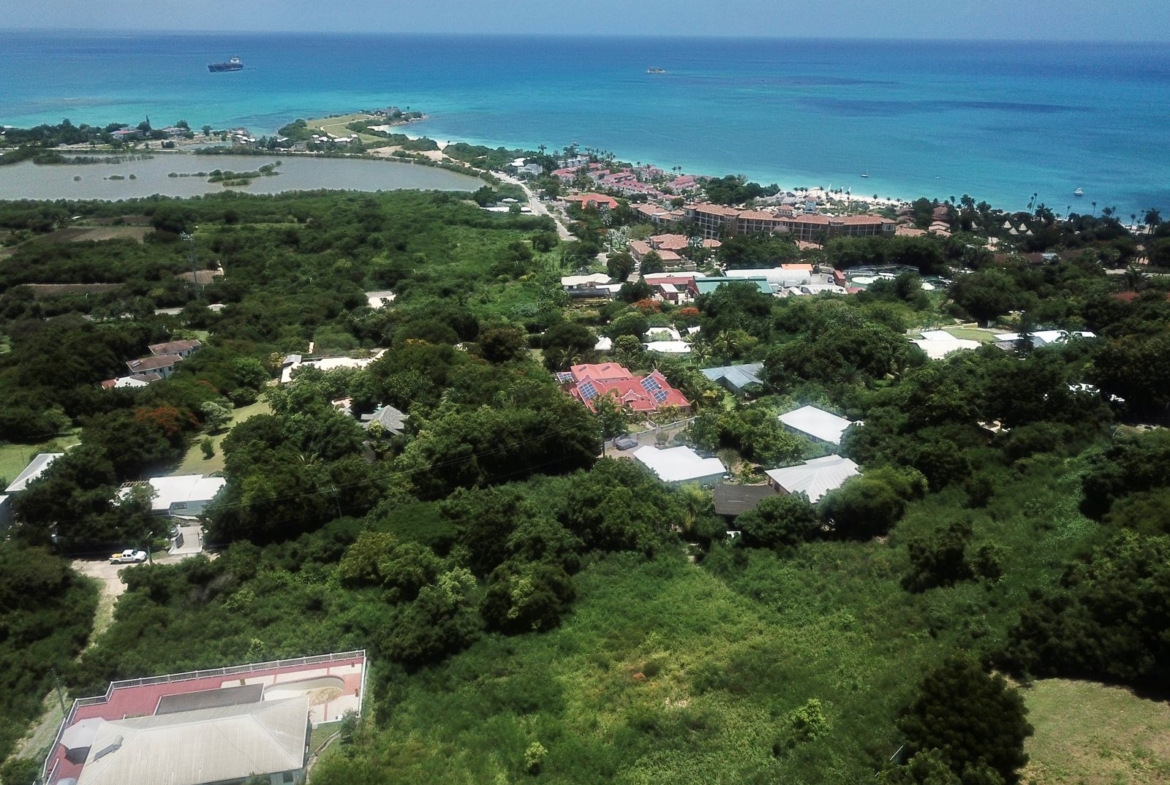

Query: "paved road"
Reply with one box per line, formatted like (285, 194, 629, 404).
(495, 172, 574, 241)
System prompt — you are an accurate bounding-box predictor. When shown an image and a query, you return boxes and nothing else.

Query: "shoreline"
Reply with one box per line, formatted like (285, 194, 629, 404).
(390, 127, 919, 211)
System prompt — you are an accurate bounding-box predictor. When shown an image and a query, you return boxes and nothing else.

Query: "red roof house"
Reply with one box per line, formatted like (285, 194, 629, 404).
(564, 364, 690, 413)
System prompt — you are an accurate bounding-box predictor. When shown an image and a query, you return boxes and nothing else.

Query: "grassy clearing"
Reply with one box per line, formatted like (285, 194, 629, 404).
(306, 113, 386, 145)
(941, 325, 999, 343)
(310, 721, 343, 756)
(0, 433, 80, 487)
(1021, 679, 1170, 785)
(172, 399, 272, 475)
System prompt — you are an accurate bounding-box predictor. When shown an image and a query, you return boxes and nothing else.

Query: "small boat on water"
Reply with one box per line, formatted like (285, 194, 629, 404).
(1074, 187, 1084, 197)
(646, 67, 666, 74)
(208, 57, 243, 73)
(861, 168, 869, 179)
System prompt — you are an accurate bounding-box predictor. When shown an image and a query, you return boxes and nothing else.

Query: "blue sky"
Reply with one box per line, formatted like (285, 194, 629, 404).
(4, 0, 1169, 40)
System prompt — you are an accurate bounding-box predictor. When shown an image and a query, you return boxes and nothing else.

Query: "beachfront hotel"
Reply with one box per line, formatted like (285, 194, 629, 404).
(682, 203, 895, 241)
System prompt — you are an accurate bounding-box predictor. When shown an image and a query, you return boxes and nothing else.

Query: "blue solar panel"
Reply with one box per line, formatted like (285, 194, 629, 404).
(653, 389, 669, 403)
(579, 381, 598, 400)
(555, 372, 574, 383)
(641, 376, 662, 393)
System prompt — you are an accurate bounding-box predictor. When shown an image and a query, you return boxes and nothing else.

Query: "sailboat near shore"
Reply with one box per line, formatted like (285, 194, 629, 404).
(860, 167, 869, 178)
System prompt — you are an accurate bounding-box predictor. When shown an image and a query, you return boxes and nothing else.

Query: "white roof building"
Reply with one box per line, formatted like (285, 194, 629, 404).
(5, 453, 64, 493)
(993, 329, 1096, 347)
(765, 455, 860, 503)
(778, 405, 857, 445)
(281, 350, 385, 384)
(912, 330, 980, 360)
(633, 445, 725, 485)
(365, 290, 396, 309)
(122, 475, 226, 516)
(725, 268, 817, 287)
(75, 696, 310, 785)
(643, 340, 691, 354)
(561, 273, 613, 288)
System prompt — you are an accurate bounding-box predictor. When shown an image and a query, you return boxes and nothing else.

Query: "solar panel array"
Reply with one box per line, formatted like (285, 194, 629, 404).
(579, 381, 598, 400)
(555, 372, 574, 383)
(641, 376, 662, 394)
(653, 389, 669, 403)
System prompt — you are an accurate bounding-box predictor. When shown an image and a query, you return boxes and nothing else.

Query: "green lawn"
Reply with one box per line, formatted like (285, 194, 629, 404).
(310, 721, 344, 757)
(171, 399, 272, 475)
(1021, 679, 1170, 785)
(0, 433, 80, 487)
(941, 326, 999, 343)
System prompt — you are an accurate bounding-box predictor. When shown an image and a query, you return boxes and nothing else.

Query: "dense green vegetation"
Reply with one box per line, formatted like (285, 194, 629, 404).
(2, 178, 1170, 784)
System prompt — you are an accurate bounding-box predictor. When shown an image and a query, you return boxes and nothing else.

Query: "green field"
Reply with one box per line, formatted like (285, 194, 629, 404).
(0, 434, 79, 488)
(941, 325, 999, 343)
(1022, 679, 1170, 785)
(171, 399, 272, 475)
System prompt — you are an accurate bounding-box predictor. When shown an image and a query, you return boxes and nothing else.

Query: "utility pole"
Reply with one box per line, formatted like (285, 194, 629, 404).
(181, 232, 200, 299)
(51, 668, 67, 716)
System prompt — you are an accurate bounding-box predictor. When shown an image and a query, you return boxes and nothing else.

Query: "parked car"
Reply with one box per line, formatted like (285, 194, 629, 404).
(110, 549, 148, 564)
(614, 436, 638, 451)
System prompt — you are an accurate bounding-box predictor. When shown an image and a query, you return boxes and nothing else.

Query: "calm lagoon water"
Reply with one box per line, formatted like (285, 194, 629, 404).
(0, 154, 483, 200)
(1, 33, 1169, 213)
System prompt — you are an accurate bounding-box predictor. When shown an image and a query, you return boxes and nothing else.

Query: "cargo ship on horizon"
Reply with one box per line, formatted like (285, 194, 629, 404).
(208, 57, 243, 73)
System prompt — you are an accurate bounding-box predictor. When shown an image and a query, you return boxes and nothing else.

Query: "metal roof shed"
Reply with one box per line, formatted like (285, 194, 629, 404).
(778, 405, 857, 445)
(633, 446, 726, 486)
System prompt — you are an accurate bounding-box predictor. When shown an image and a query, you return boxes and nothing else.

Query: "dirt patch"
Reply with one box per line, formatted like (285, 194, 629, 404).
(23, 283, 123, 299)
(309, 687, 344, 706)
(35, 226, 150, 244)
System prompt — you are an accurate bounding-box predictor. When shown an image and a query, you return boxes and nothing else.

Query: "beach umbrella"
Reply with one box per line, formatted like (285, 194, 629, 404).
(60, 718, 104, 763)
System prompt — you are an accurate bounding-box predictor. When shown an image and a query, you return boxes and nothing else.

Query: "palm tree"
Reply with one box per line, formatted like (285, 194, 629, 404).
(1145, 208, 1163, 235)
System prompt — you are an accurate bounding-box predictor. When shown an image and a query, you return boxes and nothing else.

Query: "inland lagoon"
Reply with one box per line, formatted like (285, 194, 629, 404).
(0, 153, 484, 200)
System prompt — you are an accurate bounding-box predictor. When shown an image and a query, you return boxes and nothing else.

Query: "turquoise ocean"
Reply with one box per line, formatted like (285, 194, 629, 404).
(1, 32, 1168, 214)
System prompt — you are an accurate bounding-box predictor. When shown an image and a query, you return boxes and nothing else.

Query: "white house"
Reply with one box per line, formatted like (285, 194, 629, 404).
(74, 696, 310, 785)
(912, 330, 980, 360)
(778, 405, 857, 445)
(5, 453, 64, 493)
(121, 475, 226, 517)
(642, 340, 691, 354)
(765, 455, 860, 503)
(992, 329, 1096, 348)
(633, 445, 725, 486)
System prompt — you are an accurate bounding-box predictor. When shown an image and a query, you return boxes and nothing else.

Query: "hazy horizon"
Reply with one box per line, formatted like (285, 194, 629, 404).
(4, 28, 1170, 44)
(3, 0, 1168, 42)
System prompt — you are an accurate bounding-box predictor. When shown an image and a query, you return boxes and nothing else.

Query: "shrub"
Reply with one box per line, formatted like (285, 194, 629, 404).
(898, 656, 1031, 784)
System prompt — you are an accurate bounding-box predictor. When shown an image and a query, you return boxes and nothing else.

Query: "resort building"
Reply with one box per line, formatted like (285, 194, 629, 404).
(679, 202, 895, 241)
(694, 276, 773, 296)
(560, 363, 690, 414)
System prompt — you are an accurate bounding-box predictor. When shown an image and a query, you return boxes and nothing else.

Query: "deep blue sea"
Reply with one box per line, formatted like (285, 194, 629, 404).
(1, 32, 1168, 214)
